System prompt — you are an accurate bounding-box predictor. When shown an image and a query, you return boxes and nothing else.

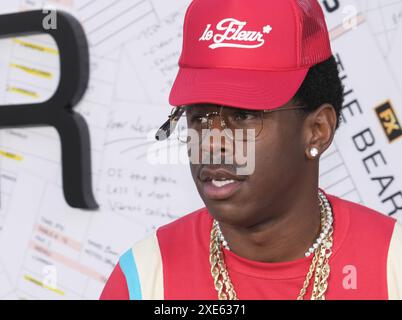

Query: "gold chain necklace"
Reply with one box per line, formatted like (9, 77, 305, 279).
(209, 192, 334, 300)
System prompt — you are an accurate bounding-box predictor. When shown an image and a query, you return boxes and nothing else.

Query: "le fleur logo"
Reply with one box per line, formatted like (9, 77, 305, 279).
(0, 10, 97, 210)
(199, 18, 273, 49)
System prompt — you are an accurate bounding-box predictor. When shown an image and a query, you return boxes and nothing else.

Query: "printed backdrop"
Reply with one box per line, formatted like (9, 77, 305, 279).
(0, 0, 401, 299)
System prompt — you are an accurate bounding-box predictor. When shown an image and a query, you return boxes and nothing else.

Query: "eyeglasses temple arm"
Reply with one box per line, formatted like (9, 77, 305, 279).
(155, 107, 185, 141)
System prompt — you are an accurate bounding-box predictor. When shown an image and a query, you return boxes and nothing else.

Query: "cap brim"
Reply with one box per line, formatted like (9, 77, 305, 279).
(169, 67, 310, 110)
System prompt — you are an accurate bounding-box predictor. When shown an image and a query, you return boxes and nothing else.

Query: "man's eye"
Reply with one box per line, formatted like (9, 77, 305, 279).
(232, 112, 258, 121)
(189, 115, 206, 124)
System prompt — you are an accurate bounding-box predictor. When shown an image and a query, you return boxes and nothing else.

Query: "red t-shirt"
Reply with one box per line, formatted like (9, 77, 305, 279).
(100, 194, 402, 300)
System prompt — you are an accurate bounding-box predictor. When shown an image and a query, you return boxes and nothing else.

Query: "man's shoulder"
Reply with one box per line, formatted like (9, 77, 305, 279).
(157, 207, 211, 235)
(328, 193, 397, 234)
(153, 207, 211, 255)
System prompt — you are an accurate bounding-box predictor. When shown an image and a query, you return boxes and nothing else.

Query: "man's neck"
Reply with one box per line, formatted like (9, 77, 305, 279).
(218, 188, 322, 263)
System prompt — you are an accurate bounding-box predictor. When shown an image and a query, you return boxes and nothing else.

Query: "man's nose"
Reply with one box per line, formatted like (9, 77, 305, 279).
(208, 114, 225, 131)
(200, 117, 234, 164)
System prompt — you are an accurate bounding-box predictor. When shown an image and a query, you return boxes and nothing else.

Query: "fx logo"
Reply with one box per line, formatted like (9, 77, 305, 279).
(375, 101, 402, 143)
(0, 10, 98, 210)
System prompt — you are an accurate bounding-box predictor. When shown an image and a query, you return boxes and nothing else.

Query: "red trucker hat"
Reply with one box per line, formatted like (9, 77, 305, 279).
(169, 0, 332, 110)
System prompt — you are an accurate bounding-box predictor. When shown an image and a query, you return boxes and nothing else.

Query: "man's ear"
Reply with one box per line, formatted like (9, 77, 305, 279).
(303, 104, 338, 160)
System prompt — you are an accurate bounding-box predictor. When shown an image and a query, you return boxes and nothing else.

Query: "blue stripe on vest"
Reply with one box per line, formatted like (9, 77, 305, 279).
(119, 249, 142, 300)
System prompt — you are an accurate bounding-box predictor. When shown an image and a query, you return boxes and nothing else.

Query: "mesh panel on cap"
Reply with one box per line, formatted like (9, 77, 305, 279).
(295, 0, 331, 67)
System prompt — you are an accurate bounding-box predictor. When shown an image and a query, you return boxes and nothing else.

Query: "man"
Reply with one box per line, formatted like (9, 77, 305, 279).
(101, 0, 402, 300)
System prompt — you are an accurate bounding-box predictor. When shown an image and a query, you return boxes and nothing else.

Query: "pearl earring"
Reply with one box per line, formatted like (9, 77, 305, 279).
(310, 147, 319, 158)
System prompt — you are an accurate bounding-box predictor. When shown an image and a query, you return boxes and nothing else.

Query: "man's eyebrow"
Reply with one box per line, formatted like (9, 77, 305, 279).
(185, 104, 215, 112)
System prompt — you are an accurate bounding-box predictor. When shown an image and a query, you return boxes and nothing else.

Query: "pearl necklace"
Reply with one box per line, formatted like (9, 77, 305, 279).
(214, 190, 333, 258)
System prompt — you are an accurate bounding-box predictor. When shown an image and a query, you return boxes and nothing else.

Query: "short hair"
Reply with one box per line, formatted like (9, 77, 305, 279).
(293, 55, 344, 129)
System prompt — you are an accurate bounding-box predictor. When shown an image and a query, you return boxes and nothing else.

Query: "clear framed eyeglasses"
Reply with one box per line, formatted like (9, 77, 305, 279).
(155, 104, 308, 143)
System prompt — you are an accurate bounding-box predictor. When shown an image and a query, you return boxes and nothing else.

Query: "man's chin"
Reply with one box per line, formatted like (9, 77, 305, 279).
(204, 198, 248, 224)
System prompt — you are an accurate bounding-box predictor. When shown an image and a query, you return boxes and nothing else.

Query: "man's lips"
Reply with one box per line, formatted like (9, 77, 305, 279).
(199, 167, 246, 200)
(202, 180, 243, 200)
(199, 167, 246, 182)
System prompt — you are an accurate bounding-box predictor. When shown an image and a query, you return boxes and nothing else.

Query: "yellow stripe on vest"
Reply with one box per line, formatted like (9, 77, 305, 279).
(131, 232, 164, 300)
(387, 222, 402, 300)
